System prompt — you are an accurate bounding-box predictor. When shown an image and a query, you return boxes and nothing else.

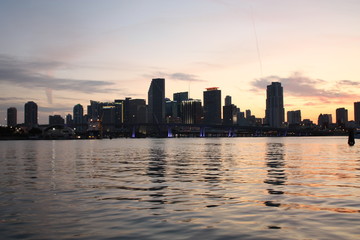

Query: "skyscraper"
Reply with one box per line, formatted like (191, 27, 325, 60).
(336, 107, 348, 127)
(7, 107, 17, 127)
(203, 87, 221, 125)
(148, 78, 165, 124)
(173, 91, 189, 120)
(181, 99, 203, 124)
(24, 101, 38, 127)
(265, 82, 284, 127)
(73, 104, 84, 131)
(354, 102, 360, 125)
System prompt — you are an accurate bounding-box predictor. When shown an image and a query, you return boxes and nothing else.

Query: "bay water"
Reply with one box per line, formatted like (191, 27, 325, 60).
(1, 137, 359, 239)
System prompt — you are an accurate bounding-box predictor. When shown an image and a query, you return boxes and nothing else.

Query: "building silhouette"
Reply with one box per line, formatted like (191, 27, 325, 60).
(318, 114, 332, 129)
(49, 115, 65, 125)
(173, 92, 188, 120)
(354, 102, 360, 125)
(287, 110, 301, 125)
(203, 87, 221, 125)
(66, 114, 73, 126)
(73, 104, 84, 132)
(24, 101, 38, 127)
(181, 99, 203, 124)
(148, 78, 165, 124)
(7, 107, 17, 127)
(265, 82, 284, 127)
(335, 107, 348, 127)
(223, 95, 238, 125)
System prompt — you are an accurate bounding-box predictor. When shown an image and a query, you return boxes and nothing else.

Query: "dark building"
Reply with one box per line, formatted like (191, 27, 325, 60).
(173, 91, 189, 120)
(114, 100, 124, 127)
(318, 114, 332, 129)
(223, 96, 238, 125)
(73, 104, 84, 131)
(127, 99, 147, 124)
(66, 114, 73, 126)
(203, 87, 221, 125)
(24, 101, 38, 127)
(88, 100, 100, 120)
(335, 107, 348, 127)
(181, 99, 203, 124)
(287, 110, 301, 125)
(148, 78, 165, 124)
(225, 95, 232, 106)
(166, 99, 178, 118)
(49, 115, 65, 125)
(102, 106, 116, 132)
(354, 102, 360, 125)
(265, 82, 284, 127)
(7, 107, 17, 127)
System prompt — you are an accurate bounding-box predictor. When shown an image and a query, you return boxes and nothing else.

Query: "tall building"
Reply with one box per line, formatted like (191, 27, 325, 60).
(148, 78, 165, 124)
(287, 110, 301, 125)
(225, 95, 232, 106)
(318, 114, 332, 129)
(335, 108, 348, 126)
(265, 82, 284, 127)
(223, 95, 238, 125)
(24, 101, 38, 127)
(73, 104, 84, 131)
(127, 99, 147, 124)
(354, 102, 360, 125)
(203, 87, 221, 125)
(7, 107, 17, 127)
(173, 92, 189, 120)
(181, 99, 203, 124)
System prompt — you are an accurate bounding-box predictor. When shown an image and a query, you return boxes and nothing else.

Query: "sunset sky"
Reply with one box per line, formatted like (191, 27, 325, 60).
(1, 0, 359, 125)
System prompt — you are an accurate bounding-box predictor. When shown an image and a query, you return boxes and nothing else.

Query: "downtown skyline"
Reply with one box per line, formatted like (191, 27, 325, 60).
(1, 0, 360, 124)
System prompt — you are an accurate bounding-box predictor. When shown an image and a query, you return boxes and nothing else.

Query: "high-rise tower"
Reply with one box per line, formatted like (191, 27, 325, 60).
(24, 101, 38, 127)
(7, 107, 17, 127)
(203, 87, 221, 125)
(265, 82, 284, 128)
(148, 78, 165, 124)
(354, 102, 360, 125)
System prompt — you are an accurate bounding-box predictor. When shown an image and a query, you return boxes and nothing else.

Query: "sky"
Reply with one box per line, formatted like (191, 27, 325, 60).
(0, 0, 359, 125)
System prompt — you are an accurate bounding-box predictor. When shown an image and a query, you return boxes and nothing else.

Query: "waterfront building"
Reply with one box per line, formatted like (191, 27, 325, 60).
(66, 114, 73, 126)
(318, 114, 332, 129)
(102, 106, 116, 132)
(335, 107, 348, 127)
(166, 99, 178, 119)
(181, 99, 203, 124)
(127, 99, 147, 124)
(354, 102, 360, 125)
(7, 107, 17, 127)
(148, 78, 165, 124)
(287, 110, 301, 125)
(73, 104, 84, 132)
(114, 100, 124, 127)
(223, 96, 238, 125)
(203, 87, 221, 125)
(49, 115, 65, 125)
(24, 101, 38, 127)
(265, 82, 284, 128)
(173, 92, 188, 120)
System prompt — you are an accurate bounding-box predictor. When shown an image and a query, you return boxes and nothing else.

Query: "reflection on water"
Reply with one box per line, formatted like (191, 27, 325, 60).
(0, 137, 360, 240)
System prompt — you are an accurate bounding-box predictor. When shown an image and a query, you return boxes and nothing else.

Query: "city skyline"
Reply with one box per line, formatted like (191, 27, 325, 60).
(1, 0, 360, 124)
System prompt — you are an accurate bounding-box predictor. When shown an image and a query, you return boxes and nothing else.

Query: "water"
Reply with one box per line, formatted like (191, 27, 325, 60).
(0, 137, 359, 240)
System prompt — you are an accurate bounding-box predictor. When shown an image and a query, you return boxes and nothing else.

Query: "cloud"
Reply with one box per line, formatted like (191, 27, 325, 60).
(146, 71, 206, 82)
(251, 72, 357, 104)
(0, 54, 118, 94)
(337, 80, 360, 86)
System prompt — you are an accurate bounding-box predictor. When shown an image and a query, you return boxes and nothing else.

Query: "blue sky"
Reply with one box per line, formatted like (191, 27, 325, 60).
(1, 0, 359, 124)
